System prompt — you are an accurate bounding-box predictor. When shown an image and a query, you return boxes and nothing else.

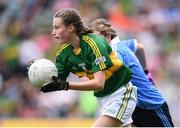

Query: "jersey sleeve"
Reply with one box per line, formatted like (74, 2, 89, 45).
(120, 39, 138, 53)
(56, 54, 70, 80)
(82, 35, 113, 73)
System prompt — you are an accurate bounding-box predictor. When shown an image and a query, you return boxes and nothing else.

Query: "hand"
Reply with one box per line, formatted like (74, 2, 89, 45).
(27, 59, 38, 70)
(40, 76, 69, 93)
(144, 69, 156, 86)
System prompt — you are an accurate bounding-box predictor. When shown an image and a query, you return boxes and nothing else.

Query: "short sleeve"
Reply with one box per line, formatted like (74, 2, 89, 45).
(120, 39, 138, 53)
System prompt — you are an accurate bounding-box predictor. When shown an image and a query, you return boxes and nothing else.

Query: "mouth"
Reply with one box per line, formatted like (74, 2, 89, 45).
(53, 37, 64, 43)
(54, 36, 59, 40)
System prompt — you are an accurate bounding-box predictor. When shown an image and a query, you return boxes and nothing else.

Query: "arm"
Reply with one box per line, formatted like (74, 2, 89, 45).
(119, 39, 148, 70)
(118, 39, 147, 70)
(119, 38, 155, 84)
(135, 42, 156, 85)
(135, 42, 148, 71)
(40, 71, 105, 93)
(69, 71, 105, 91)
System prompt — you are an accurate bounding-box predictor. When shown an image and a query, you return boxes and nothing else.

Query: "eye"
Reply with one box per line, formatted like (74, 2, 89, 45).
(53, 25, 60, 29)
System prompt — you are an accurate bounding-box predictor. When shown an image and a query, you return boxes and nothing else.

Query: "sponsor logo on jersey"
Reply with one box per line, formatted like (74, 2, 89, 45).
(78, 63, 87, 71)
(95, 56, 106, 65)
(72, 63, 88, 71)
(78, 63, 86, 67)
(72, 66, 77, 70)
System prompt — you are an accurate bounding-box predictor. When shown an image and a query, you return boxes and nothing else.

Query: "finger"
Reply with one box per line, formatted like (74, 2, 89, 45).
(29, 59, 37, 65)
(52, 76, 58, 81)
(40, 87, 46, 93)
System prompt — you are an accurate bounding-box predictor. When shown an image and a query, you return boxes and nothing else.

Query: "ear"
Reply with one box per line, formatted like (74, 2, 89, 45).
(67, 24, 75, 32)
(106, 34, 112, 43)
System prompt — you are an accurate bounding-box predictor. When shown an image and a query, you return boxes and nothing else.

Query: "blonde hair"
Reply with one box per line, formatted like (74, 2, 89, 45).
(89, 18, 117, 39)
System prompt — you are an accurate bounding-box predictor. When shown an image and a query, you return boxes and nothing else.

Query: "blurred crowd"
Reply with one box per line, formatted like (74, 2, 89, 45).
(0, 0, 180, 125)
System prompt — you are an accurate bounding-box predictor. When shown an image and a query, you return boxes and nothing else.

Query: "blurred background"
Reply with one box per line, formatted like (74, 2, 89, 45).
(0, 0, 180, 127)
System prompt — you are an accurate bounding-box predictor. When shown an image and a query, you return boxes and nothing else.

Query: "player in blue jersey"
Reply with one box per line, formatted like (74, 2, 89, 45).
(109, 34, 156, 85)
(89, 19, 155, 85)
(89, 18, 174, 127)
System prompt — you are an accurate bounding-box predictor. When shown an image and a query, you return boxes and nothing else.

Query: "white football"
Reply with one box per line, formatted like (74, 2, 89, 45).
(28, 58, 58, 87)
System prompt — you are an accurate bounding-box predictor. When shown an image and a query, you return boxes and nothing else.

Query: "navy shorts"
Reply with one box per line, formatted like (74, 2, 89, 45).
(132, 102, 174, 127)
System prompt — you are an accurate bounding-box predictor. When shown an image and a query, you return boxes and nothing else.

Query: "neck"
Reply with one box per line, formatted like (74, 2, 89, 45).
(69, 34, 80, 49)
(69, 35, 81, 55)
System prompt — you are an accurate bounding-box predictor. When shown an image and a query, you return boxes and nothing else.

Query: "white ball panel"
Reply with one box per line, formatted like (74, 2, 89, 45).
(28, 58, 58, 87)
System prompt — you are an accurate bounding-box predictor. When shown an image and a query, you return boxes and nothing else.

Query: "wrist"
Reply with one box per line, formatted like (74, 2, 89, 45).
(64, 82, 69, 90)
(144, 69, 149, 75)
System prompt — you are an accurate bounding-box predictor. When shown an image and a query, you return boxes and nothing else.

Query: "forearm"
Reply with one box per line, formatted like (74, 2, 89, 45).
(69, 71, 105, 91)
(69, 78, 104, 91)
(40, 71, 105, 93)
(135, 43, 148, 70)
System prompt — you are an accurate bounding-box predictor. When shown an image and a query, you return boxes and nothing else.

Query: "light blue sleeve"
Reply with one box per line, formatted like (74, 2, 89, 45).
(111, 42, 124, 63)
(120, 39, 137, 53)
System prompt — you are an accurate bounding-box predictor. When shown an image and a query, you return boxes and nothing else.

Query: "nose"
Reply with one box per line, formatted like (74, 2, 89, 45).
(52, 30, 56, 37)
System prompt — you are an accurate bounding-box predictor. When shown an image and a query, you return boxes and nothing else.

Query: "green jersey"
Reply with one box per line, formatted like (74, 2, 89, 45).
(56, 33, 131, 97)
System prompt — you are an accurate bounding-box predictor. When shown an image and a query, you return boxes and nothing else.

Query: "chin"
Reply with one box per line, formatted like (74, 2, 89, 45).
(55, 39, 67, 44)
(61, 42, 67, 44)
(56, 41, 66, 45)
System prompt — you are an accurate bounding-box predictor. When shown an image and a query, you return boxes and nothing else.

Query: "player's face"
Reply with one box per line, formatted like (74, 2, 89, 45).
(52, 17, 70, 43)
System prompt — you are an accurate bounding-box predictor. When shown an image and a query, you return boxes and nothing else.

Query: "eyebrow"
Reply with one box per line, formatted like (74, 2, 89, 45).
(53, 24, 60, 27)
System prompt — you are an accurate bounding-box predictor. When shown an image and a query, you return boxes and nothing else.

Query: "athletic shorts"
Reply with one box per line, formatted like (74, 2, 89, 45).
(96, 82, 137, 126)
(132, 102, 174, 127)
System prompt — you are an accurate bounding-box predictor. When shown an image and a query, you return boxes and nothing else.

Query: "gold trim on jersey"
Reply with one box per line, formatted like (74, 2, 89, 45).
(56, 43, 69, 56)
(82, 35, 106, 70)
(73, 48, 81, 55)
(74, 71, 94, 80)
(73, 51, 123, 81)
(104, 51, 123, 79)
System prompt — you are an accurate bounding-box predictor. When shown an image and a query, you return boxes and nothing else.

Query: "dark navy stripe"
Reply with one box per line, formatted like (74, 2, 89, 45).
(155, 108, 171, 127)
(159, 108, 171, 127)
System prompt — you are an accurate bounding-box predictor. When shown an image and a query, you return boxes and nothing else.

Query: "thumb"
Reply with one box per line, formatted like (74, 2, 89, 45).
(52, 76, 58, 82)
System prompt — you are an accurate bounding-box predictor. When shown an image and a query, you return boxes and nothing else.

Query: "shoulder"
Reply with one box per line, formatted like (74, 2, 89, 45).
(82, 33, 105, 42)
(120, 38, 138, 52)
(56, 43, 70, 56)
(81, 34, 112, 53)
(81, 33, 107, 47)
(120, 38, 137, 44)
